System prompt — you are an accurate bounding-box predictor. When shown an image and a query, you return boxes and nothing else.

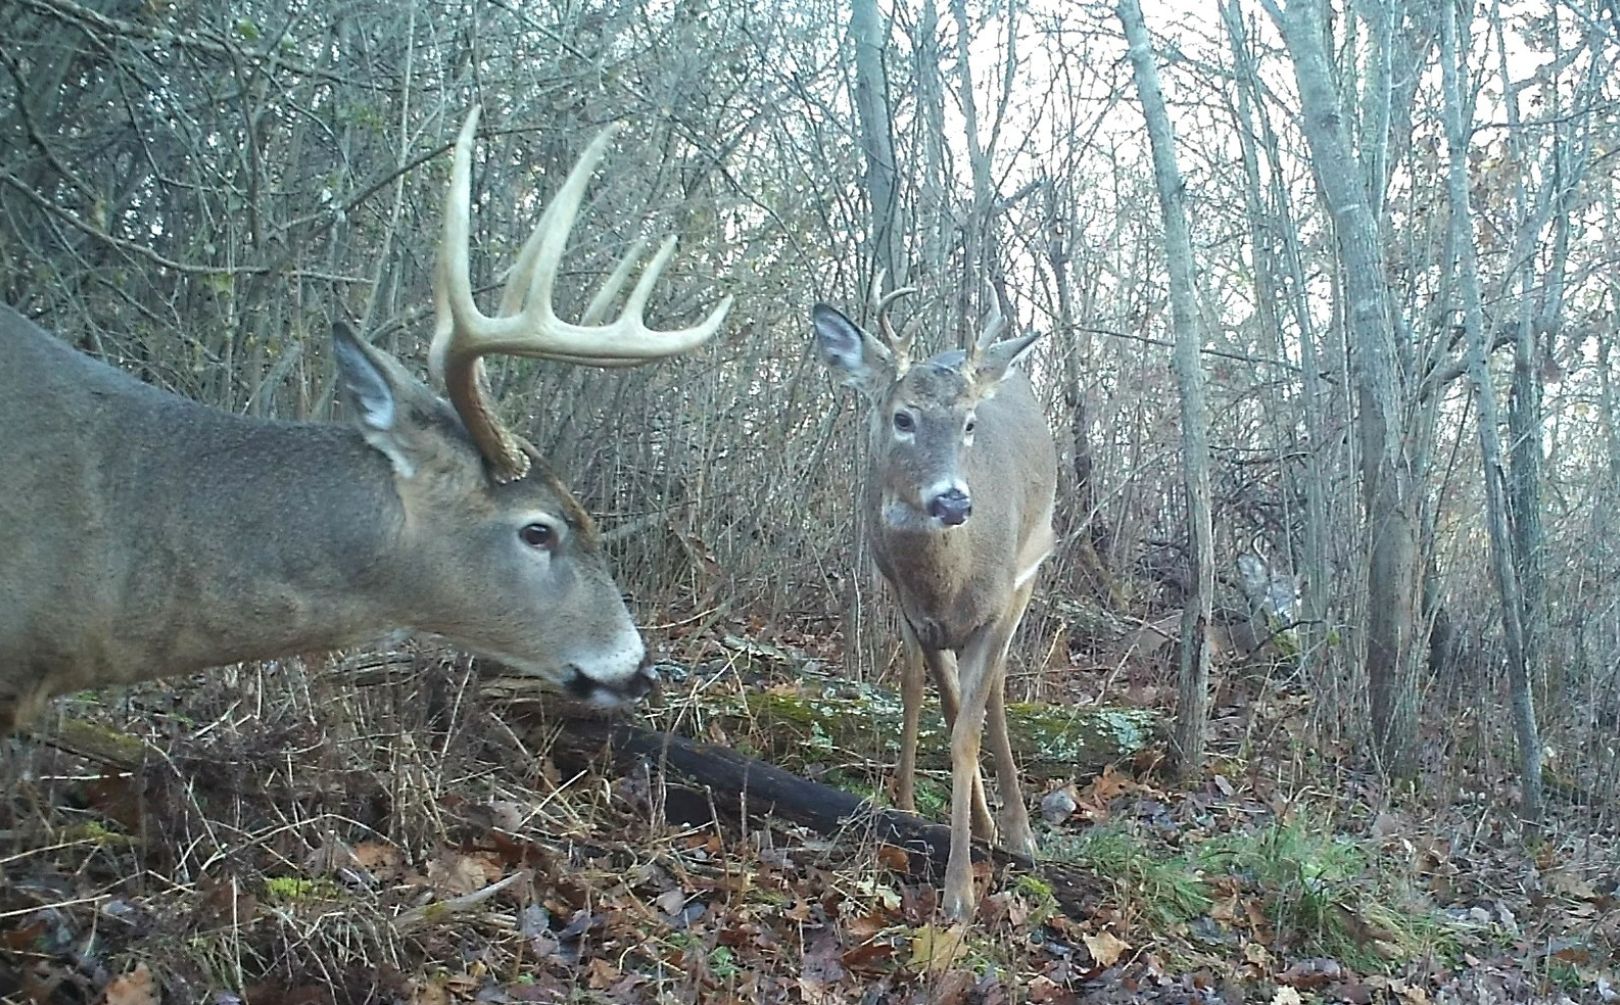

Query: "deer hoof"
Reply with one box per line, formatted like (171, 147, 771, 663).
(942, 886, 975, 921)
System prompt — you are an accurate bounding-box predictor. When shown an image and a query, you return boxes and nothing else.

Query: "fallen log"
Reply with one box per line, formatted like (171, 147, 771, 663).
(734, 686, 1157, 780)
(534, 712, 1111, 920)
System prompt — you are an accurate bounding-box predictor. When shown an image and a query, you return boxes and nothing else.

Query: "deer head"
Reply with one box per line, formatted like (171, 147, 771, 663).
(0, 107, 731, 730)
(811, 291, 1041, 531)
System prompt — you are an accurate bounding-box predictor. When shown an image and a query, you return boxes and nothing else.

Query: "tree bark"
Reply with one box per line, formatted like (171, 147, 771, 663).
(1116, 0, 1215, 780)
(1443, 2, 1543, 825)
(849, 0, 903, 290)
(1268, 0, 1420, 777)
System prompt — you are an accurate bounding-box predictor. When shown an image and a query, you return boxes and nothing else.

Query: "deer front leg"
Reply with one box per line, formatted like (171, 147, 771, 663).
(926, 647, 995, 841)
(985, 583, 1037, 858)
(896, 620, 926, 814)
(942, 614, 1029, 920)
(943, 697, 988, 921)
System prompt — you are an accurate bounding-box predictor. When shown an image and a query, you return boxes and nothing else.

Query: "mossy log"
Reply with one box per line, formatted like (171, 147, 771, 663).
(543, 716, 1110, 922)
(729, 685, 1158, 780)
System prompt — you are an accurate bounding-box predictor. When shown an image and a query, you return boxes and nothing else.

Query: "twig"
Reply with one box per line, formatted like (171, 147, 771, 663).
(390, 869, 530, 934)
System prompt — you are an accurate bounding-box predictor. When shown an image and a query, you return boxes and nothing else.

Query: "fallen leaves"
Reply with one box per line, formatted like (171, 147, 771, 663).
(98, 965, 159, 1005)
(1082, 928, 1131, 968)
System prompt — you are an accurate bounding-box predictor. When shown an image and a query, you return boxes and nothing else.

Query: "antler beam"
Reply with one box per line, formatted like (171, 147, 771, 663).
(431, 107, 734, 481)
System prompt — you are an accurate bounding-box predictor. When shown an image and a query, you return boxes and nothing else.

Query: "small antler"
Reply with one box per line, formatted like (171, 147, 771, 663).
(431, 107, 734, 481)
(869, 272, 920, 374)
(964, 304, 1008, 372)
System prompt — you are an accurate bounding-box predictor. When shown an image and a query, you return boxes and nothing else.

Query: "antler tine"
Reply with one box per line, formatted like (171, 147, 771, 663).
(580, 236, 650, 326)
(965, 305, 1007, 370)
(431, 107, 735, 480)
(873, 284, 920, 372)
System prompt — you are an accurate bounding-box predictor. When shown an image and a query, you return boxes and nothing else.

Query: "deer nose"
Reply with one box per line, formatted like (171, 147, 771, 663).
(927, 488, 973, 526)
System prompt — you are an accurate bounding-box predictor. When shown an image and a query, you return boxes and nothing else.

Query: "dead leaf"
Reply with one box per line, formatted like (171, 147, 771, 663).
(585, 957, 620, 991)
(407, 978, 448, 1005)
(654, 888, 688, 917)
(840, 940, 896, 975)
(99, 965, 160, 1005)
(1278, 958, 1344, 990)
(909, 923, 971, 973)
(1028, 975, 1077, 1004)
(353, 841, 406, 882)
(426, 849, 502, 896)
(927, 969, 977, 1005)
(1547, 869, 1599, 901)
(1269, 988, 1303, 1005)
(1242, 941, 1272, 969)
(1082, 929, 1131, 968)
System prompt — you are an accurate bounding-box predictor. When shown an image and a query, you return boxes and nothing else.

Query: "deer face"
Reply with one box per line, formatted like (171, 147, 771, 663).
(877, 357, 981, 529)
(428, 462, 651, 707)
(335, 328, 652, 708)
(810, 303, 1040, 533)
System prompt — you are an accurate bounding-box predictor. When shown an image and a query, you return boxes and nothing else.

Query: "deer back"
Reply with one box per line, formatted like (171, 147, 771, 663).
(0, 306, 645, 729)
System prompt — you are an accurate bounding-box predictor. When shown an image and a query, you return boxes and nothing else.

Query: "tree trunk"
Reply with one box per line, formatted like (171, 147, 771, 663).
(1222, 0, 1331, 684)
(1269, 0, 1420, 777)
(1116, 0, 1215, 780)
(850, 0, 902, 290)
(1439, 2, 1542, 825)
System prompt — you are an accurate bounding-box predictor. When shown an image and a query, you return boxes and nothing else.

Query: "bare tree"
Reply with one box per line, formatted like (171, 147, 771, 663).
(1266, 0, 1425, 776)
(1439, 0, 1543, 825)
(1115, 0, 1214, 777)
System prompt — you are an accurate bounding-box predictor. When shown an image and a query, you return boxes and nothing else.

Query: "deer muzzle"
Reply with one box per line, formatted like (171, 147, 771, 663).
(562, 659, 658, 709)
(927, 487, 973, 526)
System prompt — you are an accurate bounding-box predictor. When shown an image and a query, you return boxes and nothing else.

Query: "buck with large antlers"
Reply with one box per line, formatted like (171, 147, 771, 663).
(811, 288, 1057, 920)
(0, 108, 730, 732)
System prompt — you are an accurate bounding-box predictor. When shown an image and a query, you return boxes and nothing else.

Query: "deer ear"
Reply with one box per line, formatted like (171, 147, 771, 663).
(971, 331, 1043, 388)
(332, 322, 436, 479)
(812, 303, 888, 395)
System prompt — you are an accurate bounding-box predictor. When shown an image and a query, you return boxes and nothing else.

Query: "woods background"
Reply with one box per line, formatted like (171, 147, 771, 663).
(2, 0, 1615, 820)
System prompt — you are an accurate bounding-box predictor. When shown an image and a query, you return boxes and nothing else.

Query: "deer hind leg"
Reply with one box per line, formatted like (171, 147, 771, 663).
(924, 646, 995, 841)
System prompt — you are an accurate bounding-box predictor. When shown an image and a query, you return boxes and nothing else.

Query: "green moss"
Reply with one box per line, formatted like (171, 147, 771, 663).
(263, 876, 341, 903)
(738, 688, 1155, 780)
(62, 821, 134, 846)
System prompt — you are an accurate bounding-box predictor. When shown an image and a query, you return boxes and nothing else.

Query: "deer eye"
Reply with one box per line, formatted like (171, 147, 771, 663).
(893, 411, 915, 432)
(519, 523, 555, 549)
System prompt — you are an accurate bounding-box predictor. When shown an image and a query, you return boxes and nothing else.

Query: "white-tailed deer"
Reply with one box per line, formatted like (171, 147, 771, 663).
(811, 289, 1057, 920)
(0, 108, 731, 732)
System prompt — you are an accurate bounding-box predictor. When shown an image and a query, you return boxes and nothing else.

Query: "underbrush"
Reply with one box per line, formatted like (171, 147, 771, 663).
(2, 634, 1616, 1004)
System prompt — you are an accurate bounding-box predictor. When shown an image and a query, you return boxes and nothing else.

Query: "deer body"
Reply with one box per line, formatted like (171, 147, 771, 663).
(865, 366, 1055, 652)
(813, 300, 1057, 921)
(3, 310, 409, 697)
(0, 108, 731, 732)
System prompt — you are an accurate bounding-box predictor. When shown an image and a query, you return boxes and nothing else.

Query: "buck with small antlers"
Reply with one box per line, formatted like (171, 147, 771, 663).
(0, 108, 731, 732)
(811, 288, 1057, 920)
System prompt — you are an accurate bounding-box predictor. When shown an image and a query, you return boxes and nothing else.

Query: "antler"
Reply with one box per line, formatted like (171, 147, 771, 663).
(431, 107, 734, 481)
(869, 273, 920, 374)
(963, 304, 1008, 372)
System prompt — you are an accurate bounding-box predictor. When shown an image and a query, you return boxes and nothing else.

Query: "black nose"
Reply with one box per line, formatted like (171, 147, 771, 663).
(927, 488, 972, 526)
(563, 664, 657, 705)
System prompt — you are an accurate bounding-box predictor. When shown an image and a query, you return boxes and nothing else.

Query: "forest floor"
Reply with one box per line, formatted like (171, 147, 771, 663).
(0, 617, 1615, 1005)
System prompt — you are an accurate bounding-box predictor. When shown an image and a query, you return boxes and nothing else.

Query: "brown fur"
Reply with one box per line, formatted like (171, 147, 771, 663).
(812, 304, 1059, 920)
(0, 305, 647, 731)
